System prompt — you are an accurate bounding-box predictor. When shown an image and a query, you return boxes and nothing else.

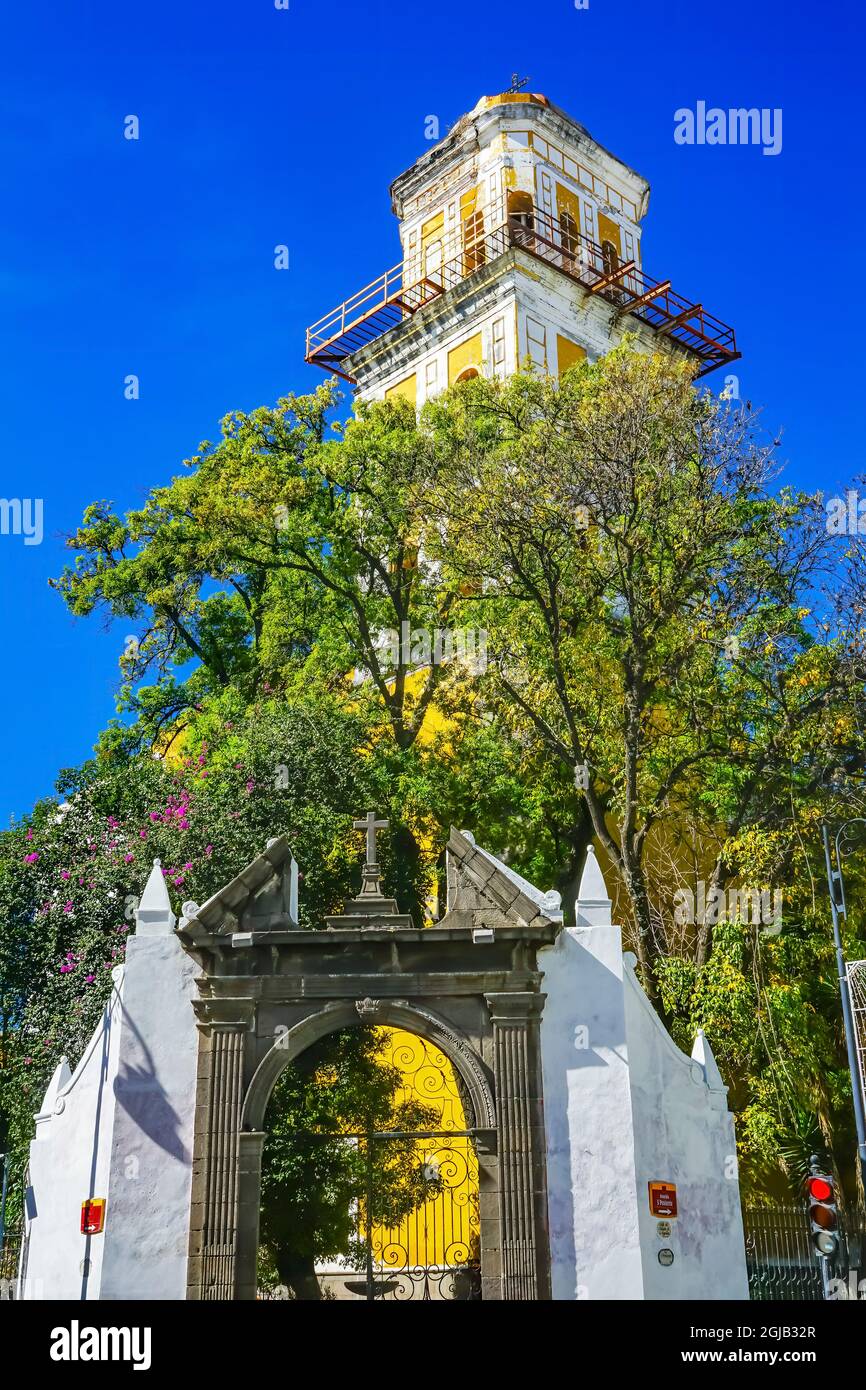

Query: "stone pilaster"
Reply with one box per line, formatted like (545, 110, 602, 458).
(234, 1131, 267, 1301)
(485, 991, 548, 1300)
(187, 1010, 252, 1300)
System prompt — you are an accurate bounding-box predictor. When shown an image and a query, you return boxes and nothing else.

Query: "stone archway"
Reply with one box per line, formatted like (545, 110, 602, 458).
(241, 1004, 496, 1301)
(242, 999, 497, 1133)
(182, 824, 556, 1301)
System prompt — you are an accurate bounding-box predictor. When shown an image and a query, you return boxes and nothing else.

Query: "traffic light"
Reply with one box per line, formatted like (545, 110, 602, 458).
(806, 1172, 839, 1258)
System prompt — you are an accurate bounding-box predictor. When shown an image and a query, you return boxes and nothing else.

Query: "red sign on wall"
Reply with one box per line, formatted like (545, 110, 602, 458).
(80, 1198, 106, 1235)
(648, 1182, 678, 1218)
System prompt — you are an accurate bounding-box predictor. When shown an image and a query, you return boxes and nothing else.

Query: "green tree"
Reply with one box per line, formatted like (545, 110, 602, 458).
(14, 341, 865, 1213)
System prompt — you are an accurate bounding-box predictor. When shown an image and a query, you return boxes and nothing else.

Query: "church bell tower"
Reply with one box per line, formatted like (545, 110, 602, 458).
(304, 88, 739, 404)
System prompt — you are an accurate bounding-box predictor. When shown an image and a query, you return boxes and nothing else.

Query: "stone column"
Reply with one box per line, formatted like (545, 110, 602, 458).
(188, 1010, 252, 1300)
(485, 991, 549, 1300)
(235, 1130, 267, 1301)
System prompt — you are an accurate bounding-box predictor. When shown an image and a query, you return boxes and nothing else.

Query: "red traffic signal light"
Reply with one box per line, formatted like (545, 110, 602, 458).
(807, 1176, 833, 1203)
(806, 1173, 838, 1257)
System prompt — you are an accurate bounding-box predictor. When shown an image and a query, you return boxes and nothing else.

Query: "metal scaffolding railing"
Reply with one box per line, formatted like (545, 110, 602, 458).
(305, 200, 739, 383)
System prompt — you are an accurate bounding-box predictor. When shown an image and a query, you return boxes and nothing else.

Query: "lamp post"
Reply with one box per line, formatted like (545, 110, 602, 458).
(822, 820, 866, 1189)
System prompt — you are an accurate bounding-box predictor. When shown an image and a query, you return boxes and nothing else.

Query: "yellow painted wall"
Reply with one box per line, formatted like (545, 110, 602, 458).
(555, 182, 580, 227)
(421, 210, 444, 259)
(597, 211, 622, 255)
(557, 335, 587, 376)
(385, 373, 417, 407)
(448, 332, 483, 385)
(459, 188, 477, 221)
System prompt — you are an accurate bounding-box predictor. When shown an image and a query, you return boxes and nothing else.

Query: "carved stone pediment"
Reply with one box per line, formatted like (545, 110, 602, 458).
(178, 835, 298, 940)
(441, 828, 562, 930)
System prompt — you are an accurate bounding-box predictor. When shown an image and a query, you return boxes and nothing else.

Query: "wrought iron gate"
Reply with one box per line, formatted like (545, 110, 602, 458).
(352, 1127, 480, 1301)
(260, 1029, 483, 1301)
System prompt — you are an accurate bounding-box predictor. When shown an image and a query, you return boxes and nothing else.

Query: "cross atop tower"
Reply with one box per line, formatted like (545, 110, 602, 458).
(507, 72, 529, 93)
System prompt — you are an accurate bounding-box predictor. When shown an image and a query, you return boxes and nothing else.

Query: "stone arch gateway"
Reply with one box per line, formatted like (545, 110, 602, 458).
(19, 814, 748, 1302)
(182, 825, 556, 1301)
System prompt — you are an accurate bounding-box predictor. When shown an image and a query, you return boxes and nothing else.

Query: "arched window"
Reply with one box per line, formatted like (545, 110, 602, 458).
(507, 190, 534, 246)
(463, 209, 486, 273)
(601, 238, 619, 279)
(559, 209, 579, 260)
(455, 366, 480, 383)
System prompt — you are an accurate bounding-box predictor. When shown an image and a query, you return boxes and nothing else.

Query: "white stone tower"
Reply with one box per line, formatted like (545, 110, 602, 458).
(305, 88, 739, 404)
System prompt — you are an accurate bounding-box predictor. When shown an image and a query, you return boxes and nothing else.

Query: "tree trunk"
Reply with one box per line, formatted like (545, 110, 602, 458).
(275, 1249, 322, 1301)
(556, 802, 595, 926)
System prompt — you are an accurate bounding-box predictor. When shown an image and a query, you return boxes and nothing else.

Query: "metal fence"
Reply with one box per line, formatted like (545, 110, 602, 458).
(0, 1217, 22, 1298)
(744, 1202, 864, 1301)
(0, 1163, 27, 1299)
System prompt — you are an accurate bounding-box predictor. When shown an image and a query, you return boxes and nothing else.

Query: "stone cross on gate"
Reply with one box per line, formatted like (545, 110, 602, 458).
(325, 809, 411, 927)
(353, 810, 388, 899)
(354, 810, 388, 866)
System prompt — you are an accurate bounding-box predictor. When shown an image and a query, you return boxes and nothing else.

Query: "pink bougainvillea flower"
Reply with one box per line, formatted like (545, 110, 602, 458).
(24, 852, 39, 863)
(59, 963, 71, 973)
(26, 828, 33, 840)
(60, 869, 70, 880)
(139, 829, 147, 839)
(124, 853, 134, 863)
(84, 974, 95, 983)
(63, 901, 73, 913)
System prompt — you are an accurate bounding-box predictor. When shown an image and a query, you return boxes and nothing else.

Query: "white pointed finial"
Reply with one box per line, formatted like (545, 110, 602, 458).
(135, 858, 177, 936)
(575, 845, 612, 927)
(691, 1028, 726, 1094)
(35, 1055, 72, 1130)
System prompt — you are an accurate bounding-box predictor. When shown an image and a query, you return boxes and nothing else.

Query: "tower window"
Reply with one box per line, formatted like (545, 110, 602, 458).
(507, 190, 534, 246)
(601, 239, 619, 278)
(463, 209, 486, 273)
(559, 209, 580, 259)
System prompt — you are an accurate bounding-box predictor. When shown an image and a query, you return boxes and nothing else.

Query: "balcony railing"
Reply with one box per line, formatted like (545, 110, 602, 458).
(305, 201, 739, 382)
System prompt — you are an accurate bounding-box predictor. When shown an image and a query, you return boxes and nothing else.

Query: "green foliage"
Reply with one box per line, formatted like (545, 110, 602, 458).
(259, 1028, 439, 1294)
(4, 342, 866, 1218)
(0, 697, 416, 1160)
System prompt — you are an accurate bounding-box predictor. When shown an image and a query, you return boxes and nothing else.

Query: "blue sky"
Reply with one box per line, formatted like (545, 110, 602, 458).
(0, 0, 863, 822)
